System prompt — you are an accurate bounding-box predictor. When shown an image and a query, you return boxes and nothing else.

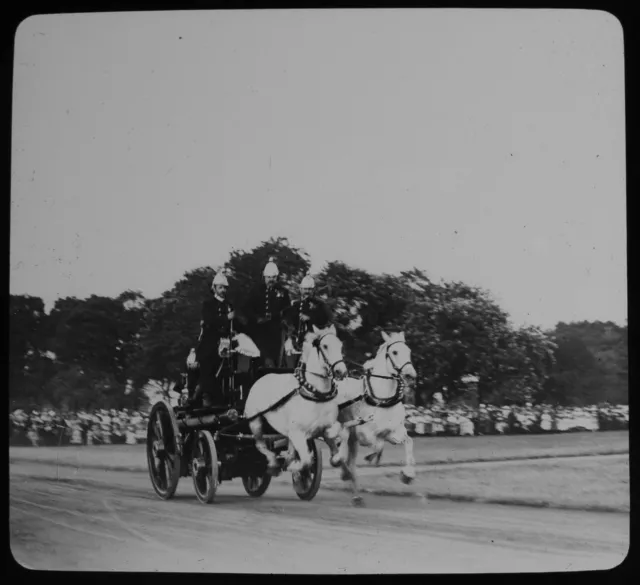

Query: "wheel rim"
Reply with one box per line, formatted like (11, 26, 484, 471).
(193, 435, 213, 498)
(245, 476, 261, 490)
(191, 431, 218, 503)
(242, 472, 271, 497)
(147, 406, 178, 496)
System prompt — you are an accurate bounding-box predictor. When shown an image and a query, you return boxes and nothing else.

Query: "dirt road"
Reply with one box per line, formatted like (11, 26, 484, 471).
(10, 461, 628, 573)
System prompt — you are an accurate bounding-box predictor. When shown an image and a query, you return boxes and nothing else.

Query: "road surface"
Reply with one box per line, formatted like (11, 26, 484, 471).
(10, 461, 628, 573)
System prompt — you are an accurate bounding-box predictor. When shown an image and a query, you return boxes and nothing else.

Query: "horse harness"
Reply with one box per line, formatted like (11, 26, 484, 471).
(227, 331, 344, 430)
(338, 340, 411, 412)
(292, 332, 346, 402)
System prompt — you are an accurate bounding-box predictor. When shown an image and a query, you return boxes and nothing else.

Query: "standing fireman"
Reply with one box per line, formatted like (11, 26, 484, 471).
(284, 271, 333, 367)
(246, 257, 291, 368)
(191, 270, 235, 406)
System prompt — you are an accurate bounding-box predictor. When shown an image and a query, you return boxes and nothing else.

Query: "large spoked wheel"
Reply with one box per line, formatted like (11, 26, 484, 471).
(191, 430, 219, 504)
(147, 400, 182, 500)
(242, 474, 272, 498)
(292, 439, 323, 501)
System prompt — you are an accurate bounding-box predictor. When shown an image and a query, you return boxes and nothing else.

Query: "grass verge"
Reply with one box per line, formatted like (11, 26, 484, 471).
(324, 455, 630, 513)
(8, 431, 628, 472)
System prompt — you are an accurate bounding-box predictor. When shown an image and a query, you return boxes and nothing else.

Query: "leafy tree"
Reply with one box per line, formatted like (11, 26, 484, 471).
(132, 238, 312, 394)
(43, 365, 107, 411)
(49, 296, 120, 373)
(12, 239, 624, 412)
(539, 321, 628, 406)
(399, 279, 518, 405)
(131, 288, 204, 395)
(226, 236, 311, 318)
(43, 294, 148, 407)
(491, 326, 557, 405)
(314, 261, 410, 363)
(9, 295, 51, 407)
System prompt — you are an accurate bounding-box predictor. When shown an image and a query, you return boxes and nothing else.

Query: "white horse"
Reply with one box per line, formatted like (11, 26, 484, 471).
(244, 324, 349, 474)
(335, 331, 417, 504)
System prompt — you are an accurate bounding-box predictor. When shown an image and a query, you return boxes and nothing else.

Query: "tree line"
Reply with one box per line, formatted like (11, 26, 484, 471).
(9, 237, 628, 411)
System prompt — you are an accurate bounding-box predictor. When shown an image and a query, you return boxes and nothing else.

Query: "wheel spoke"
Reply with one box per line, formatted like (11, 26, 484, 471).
(190, 431, 218, 503)
(155, 417, 164, 440)
(155, 459, 165, 490)
(147, 402, 181, 501)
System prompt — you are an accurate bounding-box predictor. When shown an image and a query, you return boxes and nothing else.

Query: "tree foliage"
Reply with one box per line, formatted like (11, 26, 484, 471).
(9, 295, 51, 408)
(540, 321, 628, 406)
(227, 236, 311, 308)
(9, 241, 627, 410)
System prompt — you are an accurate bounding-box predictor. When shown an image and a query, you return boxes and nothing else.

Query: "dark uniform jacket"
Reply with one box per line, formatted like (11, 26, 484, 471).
(245, 283, 291, 365)
(196, 294, 234, 362)
(284, 296, 333, 349)
(192, 293, 237, 401)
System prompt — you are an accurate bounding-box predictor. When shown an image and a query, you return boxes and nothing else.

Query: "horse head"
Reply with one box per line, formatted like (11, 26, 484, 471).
(377, 331, 417, 387)
(302, 324, 348, 381)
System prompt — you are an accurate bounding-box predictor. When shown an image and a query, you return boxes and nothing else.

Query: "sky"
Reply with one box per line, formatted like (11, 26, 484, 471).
(11, 9, 626, 329)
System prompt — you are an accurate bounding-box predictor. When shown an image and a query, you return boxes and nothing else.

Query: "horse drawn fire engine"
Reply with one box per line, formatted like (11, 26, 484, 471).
(146, 335, 325, 504)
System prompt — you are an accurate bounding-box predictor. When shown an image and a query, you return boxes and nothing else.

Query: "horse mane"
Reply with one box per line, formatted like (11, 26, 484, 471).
(300, 330, 320, 363)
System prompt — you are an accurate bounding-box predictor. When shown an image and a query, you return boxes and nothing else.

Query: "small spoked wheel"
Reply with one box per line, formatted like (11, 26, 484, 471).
(292, 439, 323, 501)
(242, 474, 272, 498)
(146, 400, 181, 500)
(191, 430, 219, 504)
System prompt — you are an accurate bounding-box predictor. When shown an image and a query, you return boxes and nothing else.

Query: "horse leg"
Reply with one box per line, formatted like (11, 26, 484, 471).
(363, 426, 384, 466)
(337, 426, 353, 478)
(249, 418, 280, 475)
(323, 421, 346, 468)
(287, 430, 313, 473)
(340, 429, 355, 480)
(284, 441, 297, 467)
(324, 435, 341, 466)
(343, 430, 365, 507)
(364, 435, 385, 467)
(364, 449, 383, 465)
(387, 426, 416, 484)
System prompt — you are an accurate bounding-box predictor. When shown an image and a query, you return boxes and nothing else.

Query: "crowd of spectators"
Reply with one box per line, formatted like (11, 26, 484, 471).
(9, 408, 149, 447)
(404, 402, 629, 437)
(9, 402, 628, 447)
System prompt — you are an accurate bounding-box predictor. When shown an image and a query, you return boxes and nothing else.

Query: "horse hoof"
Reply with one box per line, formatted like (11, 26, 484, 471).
(267, 465, 281, 477)
(351, 496, 365, 507)
(400, 471, 415, 485)
(340, 468, 353, 482)
(364, 453, 375, 464)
